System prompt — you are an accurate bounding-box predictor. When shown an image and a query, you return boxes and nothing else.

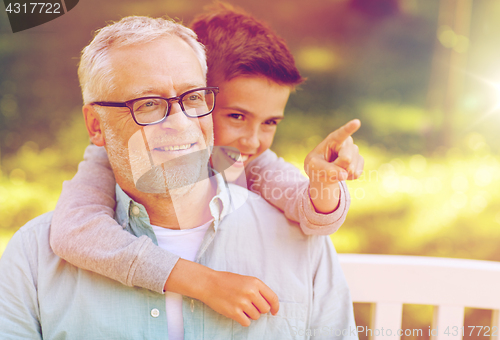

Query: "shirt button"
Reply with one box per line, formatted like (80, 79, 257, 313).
(131, 206, 140, 216)
(151, 308, 160, 318)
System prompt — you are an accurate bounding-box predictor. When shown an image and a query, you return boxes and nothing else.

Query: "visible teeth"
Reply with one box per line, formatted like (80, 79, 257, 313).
(224, 149, 249, 162)
(156, 144, 193, 151)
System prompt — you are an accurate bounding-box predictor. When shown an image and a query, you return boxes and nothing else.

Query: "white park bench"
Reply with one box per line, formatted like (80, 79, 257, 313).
(338, 254, 500, 340)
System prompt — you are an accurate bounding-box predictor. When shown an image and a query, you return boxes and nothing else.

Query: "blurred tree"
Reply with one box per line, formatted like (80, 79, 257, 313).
(349, 0, 400, 18)
(427, 0, 473, 148)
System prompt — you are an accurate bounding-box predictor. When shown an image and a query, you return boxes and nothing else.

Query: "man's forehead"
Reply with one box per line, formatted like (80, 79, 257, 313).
(103, 36, 205, 99)
(106, 35, 187, 62)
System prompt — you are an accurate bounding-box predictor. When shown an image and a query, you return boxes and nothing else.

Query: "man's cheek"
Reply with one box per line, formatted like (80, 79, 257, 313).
(201, 118, 215, 147)
(127, 128, 154, 184)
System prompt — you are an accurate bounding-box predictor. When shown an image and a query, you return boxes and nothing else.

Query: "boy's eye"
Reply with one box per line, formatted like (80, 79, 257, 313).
(263, 119, 278, 126)
(228, 113, 244, 120)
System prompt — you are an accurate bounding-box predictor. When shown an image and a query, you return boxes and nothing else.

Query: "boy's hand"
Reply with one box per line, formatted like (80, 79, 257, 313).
(165, 259, 279, 327)
(201, 271, 280, 327)
(304, 119, 364, 213)
(305, 119, 364, 182)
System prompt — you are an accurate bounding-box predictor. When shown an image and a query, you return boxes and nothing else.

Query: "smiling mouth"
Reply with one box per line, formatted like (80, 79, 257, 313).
(222, 148, 249, 163)
(154, 143, 196, 152)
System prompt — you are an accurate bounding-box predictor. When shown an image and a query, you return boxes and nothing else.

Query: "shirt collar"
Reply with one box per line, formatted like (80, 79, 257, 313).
(115, 171, 233, 230)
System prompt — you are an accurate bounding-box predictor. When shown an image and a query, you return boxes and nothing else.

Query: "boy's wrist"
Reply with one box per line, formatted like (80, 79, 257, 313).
(309, 181, 341, 214)
(164, 259, 215, 301)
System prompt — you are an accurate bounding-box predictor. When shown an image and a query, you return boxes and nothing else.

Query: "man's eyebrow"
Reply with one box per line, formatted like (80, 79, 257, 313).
(176, 83, 208, 93)
(130, 83, 207, 98)
(223, 106, 284, 120)
(129, 88, 157, 98)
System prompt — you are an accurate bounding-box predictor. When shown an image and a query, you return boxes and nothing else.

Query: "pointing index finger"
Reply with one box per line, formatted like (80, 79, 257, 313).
(323, 119, 361, 162)
(327, 119, 361, 145)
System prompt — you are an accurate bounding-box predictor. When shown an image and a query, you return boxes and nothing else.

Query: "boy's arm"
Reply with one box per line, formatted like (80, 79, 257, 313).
(50, 144, 278, 325)
(166, 259, 279, 327)
(304, 119, 364, 214)
(50, 144, 176, 293)
(246, 149, 350, 235)
(245, 119, 363, 235)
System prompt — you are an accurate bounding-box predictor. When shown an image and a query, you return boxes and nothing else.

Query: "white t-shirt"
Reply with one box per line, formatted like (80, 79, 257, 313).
(151, 221, 212, 340)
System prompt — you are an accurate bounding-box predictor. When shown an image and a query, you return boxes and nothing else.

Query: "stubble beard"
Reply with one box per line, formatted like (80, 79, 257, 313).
(102, 122, 214, 199)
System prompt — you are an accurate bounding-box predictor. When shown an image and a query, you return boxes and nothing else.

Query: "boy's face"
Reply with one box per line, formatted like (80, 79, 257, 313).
(212, 75, 291, 169)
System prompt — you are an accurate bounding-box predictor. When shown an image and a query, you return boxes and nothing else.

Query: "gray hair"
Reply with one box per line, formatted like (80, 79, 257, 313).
(78, 16, 207, 104)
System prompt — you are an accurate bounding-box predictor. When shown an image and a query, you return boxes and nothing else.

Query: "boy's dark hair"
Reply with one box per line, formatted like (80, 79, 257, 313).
(190, 2, 305, 87)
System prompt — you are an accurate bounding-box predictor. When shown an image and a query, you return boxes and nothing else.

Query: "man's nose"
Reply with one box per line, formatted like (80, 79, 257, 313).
(159, 101, 191, 131)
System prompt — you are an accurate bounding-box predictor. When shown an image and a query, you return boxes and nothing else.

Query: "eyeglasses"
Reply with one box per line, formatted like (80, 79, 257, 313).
(91, 87, 219, 126)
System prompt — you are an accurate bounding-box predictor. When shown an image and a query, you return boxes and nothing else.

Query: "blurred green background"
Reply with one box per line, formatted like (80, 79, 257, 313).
(1, 0, 499, 338)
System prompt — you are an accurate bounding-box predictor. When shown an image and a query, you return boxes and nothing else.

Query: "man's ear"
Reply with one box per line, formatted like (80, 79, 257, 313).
(83, 104, 105, 146)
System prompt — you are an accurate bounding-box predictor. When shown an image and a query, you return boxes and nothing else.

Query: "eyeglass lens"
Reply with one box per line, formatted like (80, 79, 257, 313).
(132, 89, 215, 124)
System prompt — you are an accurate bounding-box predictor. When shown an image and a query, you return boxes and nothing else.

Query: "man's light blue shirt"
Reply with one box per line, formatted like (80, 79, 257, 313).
(0, 174, 357, 339)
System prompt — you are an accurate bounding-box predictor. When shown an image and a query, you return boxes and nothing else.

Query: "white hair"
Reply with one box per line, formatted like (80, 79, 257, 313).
(78, 16, 207, 104)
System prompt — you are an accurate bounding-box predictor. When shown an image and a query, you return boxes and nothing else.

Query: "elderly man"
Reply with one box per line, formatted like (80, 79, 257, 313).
(0, 16, 356, 339)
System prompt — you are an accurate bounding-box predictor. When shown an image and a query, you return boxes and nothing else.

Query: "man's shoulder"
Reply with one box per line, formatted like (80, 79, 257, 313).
(0, 211, 55, 294)
(226, 183, 292, 220)
(21, 211, 54, 229)
(223, 184, 335, 258)
(16, 211, 54, 237)
(222, 183, 321, 246)
(2, 211, 54, 259)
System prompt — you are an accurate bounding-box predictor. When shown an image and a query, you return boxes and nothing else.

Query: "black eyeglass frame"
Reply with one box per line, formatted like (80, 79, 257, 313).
(91, 86, 219, 126)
